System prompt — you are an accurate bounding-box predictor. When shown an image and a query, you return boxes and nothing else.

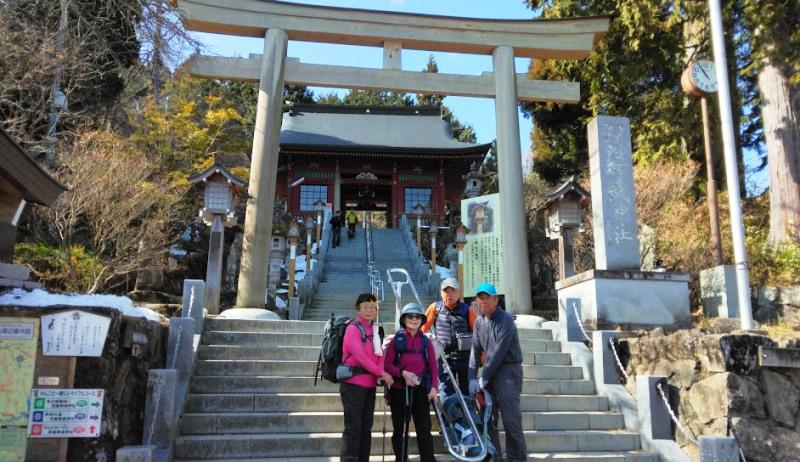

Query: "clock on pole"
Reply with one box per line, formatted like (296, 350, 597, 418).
(682, 59, 723, 264)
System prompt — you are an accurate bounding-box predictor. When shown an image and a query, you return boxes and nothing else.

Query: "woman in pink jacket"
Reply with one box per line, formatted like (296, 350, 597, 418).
(340, 293, 394, 462)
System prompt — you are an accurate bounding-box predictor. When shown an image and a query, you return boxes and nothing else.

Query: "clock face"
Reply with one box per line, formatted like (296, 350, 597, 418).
(691, 59, 718, 94)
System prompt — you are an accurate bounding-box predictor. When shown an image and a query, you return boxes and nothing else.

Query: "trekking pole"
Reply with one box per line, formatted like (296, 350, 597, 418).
(401, 385, 412, 462)
(382, 382, 389, 462)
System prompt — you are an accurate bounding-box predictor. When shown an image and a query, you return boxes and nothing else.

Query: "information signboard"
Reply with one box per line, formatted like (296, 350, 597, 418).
(461, 193, 504, 298)
(0, 317, 39, 462)
(41, 310, 110, 357)
(27, 389, 104, 438)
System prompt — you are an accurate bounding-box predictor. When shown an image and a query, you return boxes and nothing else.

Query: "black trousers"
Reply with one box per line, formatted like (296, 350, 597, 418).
(332, 227, 342, 247)
(340, 382, 376, 462)
(487, 368, 527, 462)
(389, 386, 436, 462)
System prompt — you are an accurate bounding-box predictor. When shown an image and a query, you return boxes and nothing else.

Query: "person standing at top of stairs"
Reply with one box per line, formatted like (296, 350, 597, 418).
(329, 210, 343, 248)
(346, 210, 358, 240)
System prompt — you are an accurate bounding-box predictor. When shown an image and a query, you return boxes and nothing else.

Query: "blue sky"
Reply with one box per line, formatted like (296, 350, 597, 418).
(190, 0, 768, 194)
(190, 0, 537, 170)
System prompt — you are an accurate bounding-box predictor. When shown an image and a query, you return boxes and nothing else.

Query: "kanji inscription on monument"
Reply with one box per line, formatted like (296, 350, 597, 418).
(461, 193, 504, 297)
(587, 116, 641, 270)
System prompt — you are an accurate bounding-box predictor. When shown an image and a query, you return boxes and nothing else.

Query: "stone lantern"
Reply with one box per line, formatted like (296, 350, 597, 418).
(304, 215, 315, 273)
(538, 176, 590, 279)
(287, 220, 301, 298)
(314, 199, 325, 243)
(413, 203, 426, 250)
(455, 225, 469, 297)
(463, 161, 484, 199)
(188, 163, 246, 313)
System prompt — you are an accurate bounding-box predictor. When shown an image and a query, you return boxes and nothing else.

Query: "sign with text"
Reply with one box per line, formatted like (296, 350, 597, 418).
(41, 311, 110, 357)
(461, 193, 504, 298)
(0, 318, 39, 427)
(27, 389, 104, 438)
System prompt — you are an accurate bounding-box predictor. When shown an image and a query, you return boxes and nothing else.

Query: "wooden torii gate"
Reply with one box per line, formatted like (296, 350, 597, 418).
(177, 0, 609, 314)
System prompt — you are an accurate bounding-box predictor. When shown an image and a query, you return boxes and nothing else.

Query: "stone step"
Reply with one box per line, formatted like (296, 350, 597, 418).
(197, 346, 569, 366)
(184, 393, 608, 413)
(190, 376, 593, 395)
(173, 430, 641, 459)
(175, 452, 658, 462)
(194, 360, 583, 381)
(202, 332, 559, 350)
(178, 410, 624, 435)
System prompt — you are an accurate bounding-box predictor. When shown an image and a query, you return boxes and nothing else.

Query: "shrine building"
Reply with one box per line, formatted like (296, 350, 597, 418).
(275, 104, 490, 227)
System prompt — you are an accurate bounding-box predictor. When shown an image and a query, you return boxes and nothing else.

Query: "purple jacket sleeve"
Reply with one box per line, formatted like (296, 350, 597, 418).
(427, 340, 439, 390)
(384, 338, 401, 379)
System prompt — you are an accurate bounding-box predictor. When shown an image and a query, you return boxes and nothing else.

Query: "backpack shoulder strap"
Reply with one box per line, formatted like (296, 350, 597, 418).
(348, 319, 367, 343)
(420, 333, 430, 365)
(392, 330, 407, 366)
(433, 300, 444, 325)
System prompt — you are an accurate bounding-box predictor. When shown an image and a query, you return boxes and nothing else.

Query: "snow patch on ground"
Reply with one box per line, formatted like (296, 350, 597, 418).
(0, 288, 165, 322)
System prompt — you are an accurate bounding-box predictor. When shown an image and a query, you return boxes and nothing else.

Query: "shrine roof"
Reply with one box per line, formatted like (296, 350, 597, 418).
(0, 127, 66, 206)
(280, 104, 491, 156)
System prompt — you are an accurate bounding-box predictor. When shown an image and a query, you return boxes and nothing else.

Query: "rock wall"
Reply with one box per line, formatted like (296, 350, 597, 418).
(619, 329, 800, 462)
(0, 306, 167, 462)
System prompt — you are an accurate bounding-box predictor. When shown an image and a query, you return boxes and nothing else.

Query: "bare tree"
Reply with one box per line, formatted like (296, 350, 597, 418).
(35, 130, 180, 293)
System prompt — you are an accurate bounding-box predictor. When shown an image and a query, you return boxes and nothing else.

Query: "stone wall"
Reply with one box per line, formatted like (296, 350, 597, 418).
(0, 306, 167, 462)
(619, 329, 800, 462)
(756, 286, 800, 324)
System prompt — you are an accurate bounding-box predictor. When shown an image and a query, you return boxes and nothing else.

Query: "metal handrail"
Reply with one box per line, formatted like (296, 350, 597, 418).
(365, 212, 384, 302)
(385, 267, 488, 462)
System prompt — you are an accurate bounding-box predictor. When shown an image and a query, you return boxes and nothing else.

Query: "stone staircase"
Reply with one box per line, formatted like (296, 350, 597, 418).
(173, 317, 656, 461)
(304, 227, 435, 321)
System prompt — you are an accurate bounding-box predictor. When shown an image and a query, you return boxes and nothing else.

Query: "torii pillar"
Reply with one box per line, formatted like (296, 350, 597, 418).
(236, 28, 287, 308)
(493, 46, 533, 313)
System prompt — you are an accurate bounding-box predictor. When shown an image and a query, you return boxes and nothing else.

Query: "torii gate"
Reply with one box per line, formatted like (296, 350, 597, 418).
(177, 0, 609, 314)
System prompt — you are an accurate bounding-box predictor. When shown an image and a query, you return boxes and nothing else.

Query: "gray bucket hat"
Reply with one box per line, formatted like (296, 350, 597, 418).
(399, 302, 427, 328)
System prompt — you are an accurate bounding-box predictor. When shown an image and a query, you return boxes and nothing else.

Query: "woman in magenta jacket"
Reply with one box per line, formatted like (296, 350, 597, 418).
(384, 302, 439, 462)
(340, 293, 394, 462)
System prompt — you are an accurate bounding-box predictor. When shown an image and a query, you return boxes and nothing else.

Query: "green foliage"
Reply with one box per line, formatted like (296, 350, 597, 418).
(15, 242, 107, 293)
(523, 0, 698, 182)
(744, 198, 800, 286)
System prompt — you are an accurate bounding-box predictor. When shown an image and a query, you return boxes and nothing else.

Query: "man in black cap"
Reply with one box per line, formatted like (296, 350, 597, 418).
(468, 282, 526, 462)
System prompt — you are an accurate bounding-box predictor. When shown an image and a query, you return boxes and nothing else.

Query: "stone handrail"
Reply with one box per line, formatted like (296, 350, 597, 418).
(117, 279, 207, 462)
(292, 214, 331, 320)
(399, 214, 441, 295)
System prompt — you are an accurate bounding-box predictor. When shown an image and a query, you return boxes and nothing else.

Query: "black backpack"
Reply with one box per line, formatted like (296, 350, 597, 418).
(314, 314, 383, 385)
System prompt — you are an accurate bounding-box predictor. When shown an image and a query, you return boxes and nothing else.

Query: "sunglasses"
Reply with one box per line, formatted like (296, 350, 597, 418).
(404, 314, 423, 320)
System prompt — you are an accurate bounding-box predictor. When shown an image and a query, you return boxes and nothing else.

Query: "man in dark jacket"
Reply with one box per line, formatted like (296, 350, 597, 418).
(468, 282, 527, 462)
(329, 211, 343, 248)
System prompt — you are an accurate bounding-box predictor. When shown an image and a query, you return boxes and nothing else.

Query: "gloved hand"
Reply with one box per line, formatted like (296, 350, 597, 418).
(468, 379, 480, 396)
(479, 377, 488, 390)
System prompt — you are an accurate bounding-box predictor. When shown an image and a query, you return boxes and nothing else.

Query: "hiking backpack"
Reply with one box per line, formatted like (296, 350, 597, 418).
(392, 330, 433, 389)
(314, 314, 383, 385)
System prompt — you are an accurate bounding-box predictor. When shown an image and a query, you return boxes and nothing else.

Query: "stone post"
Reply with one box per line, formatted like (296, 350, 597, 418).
(236, 28, 288, 308)
(558, 229, 576, 279)
(593, 330, 621, 386)
(182, 279, 205, 334)
(493, 45, 532, 314)
(636, 375, 672, 440)
(142, 369, 178, 448)
(699, 436, 740, 462)
(117, 446, 156, 462)
(204, 215, 224, 314)
(288, 240, 297, 299)
(167, 318, 195, 382)
(334, 163, 341, 213)
(587, 116, 641, 270)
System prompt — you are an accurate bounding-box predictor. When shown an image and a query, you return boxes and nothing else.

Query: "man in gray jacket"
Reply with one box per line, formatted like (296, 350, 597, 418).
(468, 282, 527, 462)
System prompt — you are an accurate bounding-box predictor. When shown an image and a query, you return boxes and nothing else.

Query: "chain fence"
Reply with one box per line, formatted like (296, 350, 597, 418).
(570, 301, 592, 344)
(655, 381, 699, 445)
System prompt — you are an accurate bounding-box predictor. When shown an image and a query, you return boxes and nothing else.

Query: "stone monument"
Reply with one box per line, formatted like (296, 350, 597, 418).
(556, 116, 691, 335)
